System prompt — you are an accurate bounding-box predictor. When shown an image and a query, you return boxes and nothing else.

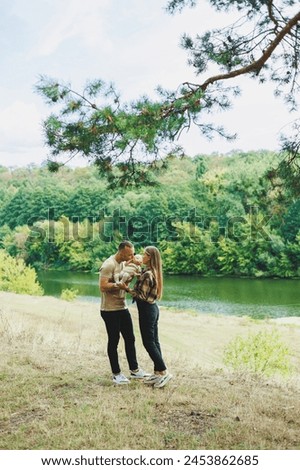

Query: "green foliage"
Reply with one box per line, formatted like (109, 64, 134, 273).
(0, 225, 12, 249)
(35, 2, 300, 185)
(159, 222, 219, 274)
(274, 123, 300, 196)
(60, 288, 78, 301)
(223, 329, 292, 377)
(0, 152, 299, 277)
(1, 182, 70, 229)
(0, 250, 43, 295)
(282, 199, 300, 241)
(0, 166, 110, 230)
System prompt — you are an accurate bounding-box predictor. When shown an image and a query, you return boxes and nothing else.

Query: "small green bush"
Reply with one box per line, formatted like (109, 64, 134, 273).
(223, 329, 292, 377)
(60, 288, 78, 301)
(0, 250, 43, 295)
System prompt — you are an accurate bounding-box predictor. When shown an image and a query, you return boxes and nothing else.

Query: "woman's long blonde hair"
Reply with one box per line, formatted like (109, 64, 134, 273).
(145, 246, 163, 299)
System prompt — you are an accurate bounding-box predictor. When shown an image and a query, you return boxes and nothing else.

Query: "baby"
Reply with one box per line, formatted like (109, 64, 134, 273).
(114, 254, 143, 286)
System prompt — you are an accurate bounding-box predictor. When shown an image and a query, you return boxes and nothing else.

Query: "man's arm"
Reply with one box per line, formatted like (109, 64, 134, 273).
(99, 276, 119, 293)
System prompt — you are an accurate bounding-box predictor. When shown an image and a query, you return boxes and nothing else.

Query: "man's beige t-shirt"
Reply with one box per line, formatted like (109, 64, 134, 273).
(99, 255, 127, 311)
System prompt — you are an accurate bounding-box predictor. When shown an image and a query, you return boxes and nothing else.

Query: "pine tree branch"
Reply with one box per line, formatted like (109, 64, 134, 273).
(200, 10, 300, 90)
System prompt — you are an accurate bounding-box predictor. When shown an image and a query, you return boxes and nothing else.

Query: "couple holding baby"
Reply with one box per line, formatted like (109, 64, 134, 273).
(99, 241, 172, 388)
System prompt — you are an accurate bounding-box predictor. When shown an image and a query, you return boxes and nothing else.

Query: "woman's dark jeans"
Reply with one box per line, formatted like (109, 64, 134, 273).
(136, 299, 166, 372)
(101, 309, 138, 375)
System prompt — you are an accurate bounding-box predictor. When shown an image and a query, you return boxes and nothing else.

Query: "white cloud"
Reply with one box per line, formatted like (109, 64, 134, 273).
(29, 0, 112, 58)
(0, 100, 43, 150)
(0, 99, 48, 167)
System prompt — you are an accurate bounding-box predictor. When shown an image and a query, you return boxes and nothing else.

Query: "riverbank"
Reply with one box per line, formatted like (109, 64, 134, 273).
(1, 291, 300, 450)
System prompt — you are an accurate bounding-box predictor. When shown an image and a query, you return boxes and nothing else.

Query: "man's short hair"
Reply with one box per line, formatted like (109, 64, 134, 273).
(118, 241, 133, 251)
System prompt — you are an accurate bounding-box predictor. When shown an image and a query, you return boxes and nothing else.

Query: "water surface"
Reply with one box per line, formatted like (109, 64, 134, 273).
(37, 271, 300, 319)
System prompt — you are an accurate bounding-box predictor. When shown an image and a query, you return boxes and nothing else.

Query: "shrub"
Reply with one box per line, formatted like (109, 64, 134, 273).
(60, 288, 78, 301)
(0, 249, 43, 295)
(223, 329, 292, 377)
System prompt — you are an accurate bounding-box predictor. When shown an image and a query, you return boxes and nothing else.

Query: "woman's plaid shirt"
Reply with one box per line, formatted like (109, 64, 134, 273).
(132, 269, 157, 304)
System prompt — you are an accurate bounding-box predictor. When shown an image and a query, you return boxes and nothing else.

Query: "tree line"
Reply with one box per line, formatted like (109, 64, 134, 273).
(0, 150, 299, 278)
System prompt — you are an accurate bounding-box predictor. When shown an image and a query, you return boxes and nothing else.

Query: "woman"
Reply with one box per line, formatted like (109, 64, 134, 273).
(125, 246, 172, 388)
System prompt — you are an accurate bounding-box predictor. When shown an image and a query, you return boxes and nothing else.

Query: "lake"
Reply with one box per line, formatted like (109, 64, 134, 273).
(37, 270, 300, 319)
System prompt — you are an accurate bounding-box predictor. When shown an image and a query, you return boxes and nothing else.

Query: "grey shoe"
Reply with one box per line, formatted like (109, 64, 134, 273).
(130, 368, 151, 379)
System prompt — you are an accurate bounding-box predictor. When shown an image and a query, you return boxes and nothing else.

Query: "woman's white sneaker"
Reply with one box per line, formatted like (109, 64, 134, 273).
(112, 373, 130, 385)
(143, 374, 161, 385)
(153, 373, 173, 388)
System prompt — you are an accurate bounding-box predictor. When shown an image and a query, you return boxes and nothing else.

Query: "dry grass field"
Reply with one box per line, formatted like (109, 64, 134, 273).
(1, 291, 300, 450)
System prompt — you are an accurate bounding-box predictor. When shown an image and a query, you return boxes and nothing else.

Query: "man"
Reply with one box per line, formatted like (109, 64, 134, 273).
(99, 240, 149, 385)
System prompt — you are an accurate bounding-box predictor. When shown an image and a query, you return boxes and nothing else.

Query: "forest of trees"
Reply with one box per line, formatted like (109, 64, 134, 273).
(0, 150, 299, 278)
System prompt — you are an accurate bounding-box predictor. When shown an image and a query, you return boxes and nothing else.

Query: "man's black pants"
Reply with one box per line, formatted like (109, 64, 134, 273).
(101, 309, 138, 375)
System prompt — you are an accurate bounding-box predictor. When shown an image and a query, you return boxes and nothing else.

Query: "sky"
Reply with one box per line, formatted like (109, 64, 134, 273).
(0, 0, 297, 168)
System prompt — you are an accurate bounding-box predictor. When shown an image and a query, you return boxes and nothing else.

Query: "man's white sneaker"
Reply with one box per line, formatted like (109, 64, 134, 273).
(130, 368, 151, 379)
(112, 373, 130, 385)
(153, 373, 173, 388)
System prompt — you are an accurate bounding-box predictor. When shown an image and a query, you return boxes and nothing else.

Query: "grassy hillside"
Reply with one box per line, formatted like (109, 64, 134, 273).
(1, 292, 300, 450)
